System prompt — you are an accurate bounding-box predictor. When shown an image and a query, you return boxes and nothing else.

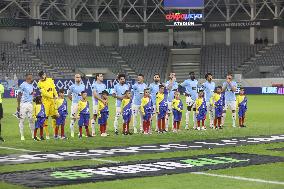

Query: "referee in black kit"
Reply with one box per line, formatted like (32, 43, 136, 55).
(0, 83, 4, 142)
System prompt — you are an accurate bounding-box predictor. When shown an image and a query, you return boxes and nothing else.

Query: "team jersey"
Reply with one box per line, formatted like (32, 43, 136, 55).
(172, 99, 183, 112)
(222, 81, 237, 101)
(202, 81, 215, 102)
(132, 82, 147, 105)
(68, 83, 85, 103)
(140, 97, 153, 115)
(156, 92, 167, 111)
(196, 97, 206, 112)
(165, 80, 178, 102)
(149, 82, 161, 104)
(98, 100, 109, 117)
(37, 78, 58, 100)
(91, 81, 106, 105)
(55, 98, 68, 116)
(19, 81, 34, 103)
(0, 84, 4, 103)
(113, 83, 129, 107)
(237, 95, 247, 108)
(121, 98, 132, 115)
(181, 79, 198, 101)
(210, 93, 225, 107)
(33, 104, 46, 119)
(77, 100, 90, 115)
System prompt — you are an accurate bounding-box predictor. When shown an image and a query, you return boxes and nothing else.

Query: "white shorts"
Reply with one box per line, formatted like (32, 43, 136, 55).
(115, 107, 122, 117)
(186, 96, 195, 107)
(206, 102, 213, 112)
(93, 104, 98, 115)
(224, 101, 236, 111)
(19, 102, 33, 119)
(132, 104, 141, 116)
(152, 105, 156, 114)
(70, 103, 78, 118)
(167, 102, 172, 114)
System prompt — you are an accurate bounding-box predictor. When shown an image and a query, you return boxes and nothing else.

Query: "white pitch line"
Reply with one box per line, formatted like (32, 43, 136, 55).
(91, 158, 120, 164)
(0, 146, 40, 153)
(192, 172, 284, 185)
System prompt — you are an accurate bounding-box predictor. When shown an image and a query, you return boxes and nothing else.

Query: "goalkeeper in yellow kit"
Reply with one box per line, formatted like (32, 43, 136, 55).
(37, 71, 58, 139)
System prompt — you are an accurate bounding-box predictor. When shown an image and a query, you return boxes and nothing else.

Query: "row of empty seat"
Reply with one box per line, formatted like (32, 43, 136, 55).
(200, 44, 264, 78)
(0, 42, 50, 80)
(244, 43, 284, 77)
(116, 44, 169, 82)
(1, 41, 283, 81)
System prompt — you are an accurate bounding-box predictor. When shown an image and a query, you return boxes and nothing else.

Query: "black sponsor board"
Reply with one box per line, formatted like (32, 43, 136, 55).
(1, 18, 284, 31)
(1, 134, 284, 165)
(1, 153, 283, 188)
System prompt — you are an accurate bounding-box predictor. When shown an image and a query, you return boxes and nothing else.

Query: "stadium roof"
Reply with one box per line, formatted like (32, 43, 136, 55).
(0, 0, 283, 23)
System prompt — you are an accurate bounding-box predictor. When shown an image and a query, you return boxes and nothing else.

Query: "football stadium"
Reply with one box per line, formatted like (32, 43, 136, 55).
(0, 0, 284, 188)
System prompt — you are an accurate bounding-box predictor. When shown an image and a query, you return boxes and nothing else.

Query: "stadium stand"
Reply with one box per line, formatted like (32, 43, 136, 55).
(243, 43, 284, 78)
(200, 43, 265, 79)
(116, 45, 169, 82)
(2, 41, 283, 81)
(1, 42, 169, 82)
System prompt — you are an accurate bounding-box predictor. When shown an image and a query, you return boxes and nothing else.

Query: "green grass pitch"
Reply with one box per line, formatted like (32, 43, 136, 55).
(0, 95, 284, 189)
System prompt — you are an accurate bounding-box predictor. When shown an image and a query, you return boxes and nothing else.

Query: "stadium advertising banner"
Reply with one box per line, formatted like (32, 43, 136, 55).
(1, 79, 135, 98)
(165, 12, 203, 27)
(2, 81, 284, 98)
(1, 153, 283, 188)
(164, 0, 204, 9)
(1, 18, 283, 31)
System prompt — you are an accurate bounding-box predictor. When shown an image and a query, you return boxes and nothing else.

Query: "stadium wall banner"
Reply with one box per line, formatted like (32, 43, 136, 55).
(2, 83, 284, 98)
(0, 18, 283, 31)
(1, 153, 283, 188)
(1, 134, 284, 165)
(2, 79, 135, 98)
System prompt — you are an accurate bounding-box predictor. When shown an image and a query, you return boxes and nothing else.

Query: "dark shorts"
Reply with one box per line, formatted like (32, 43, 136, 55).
(0, 103, 3, 119)
(122, 113, 131, 123)
(56, 115, 67, 126)
(173, 109, 182, 122)
(143, 113, 152, 121)
(197, 109, 207, 121)
(238, 106, 247, 118)
(158, 106, 167, 119)
(35, 117, 46, 129)
(215, 106, 223, 118)
(78, 114, 90, 127)
(98, 112, 109, 125)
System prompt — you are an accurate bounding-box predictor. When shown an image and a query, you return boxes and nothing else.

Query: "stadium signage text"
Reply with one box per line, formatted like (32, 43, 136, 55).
(1, 134, 284, 165)
(1, 153, 283, 188)
(165, 13, 203, 27)
(165, 13, 203, 21)
(0, 18, 283, 31)
(261, 87, 284, 95)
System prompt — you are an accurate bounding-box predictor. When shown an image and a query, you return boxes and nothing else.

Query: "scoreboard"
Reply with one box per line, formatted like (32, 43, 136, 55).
(164, 0, 204, 9)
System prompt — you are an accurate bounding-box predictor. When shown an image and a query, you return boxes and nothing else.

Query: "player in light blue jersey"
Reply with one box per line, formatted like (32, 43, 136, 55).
(132, 74, 147, 133)
(112, 74, 129, 135)
(17, 74, 35, 140)
(67, 74, 85, 137)
(222, 72, 237, 127)
(165, 72, 178, 131)
(149, 73, 161, 131)
(91, 73, 106, 135)
(202, 73, 216, 128)
(180, 72, 199, 129)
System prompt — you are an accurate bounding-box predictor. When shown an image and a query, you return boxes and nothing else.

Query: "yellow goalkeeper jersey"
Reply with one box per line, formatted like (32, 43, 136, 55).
(37, 78, 58, 100)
